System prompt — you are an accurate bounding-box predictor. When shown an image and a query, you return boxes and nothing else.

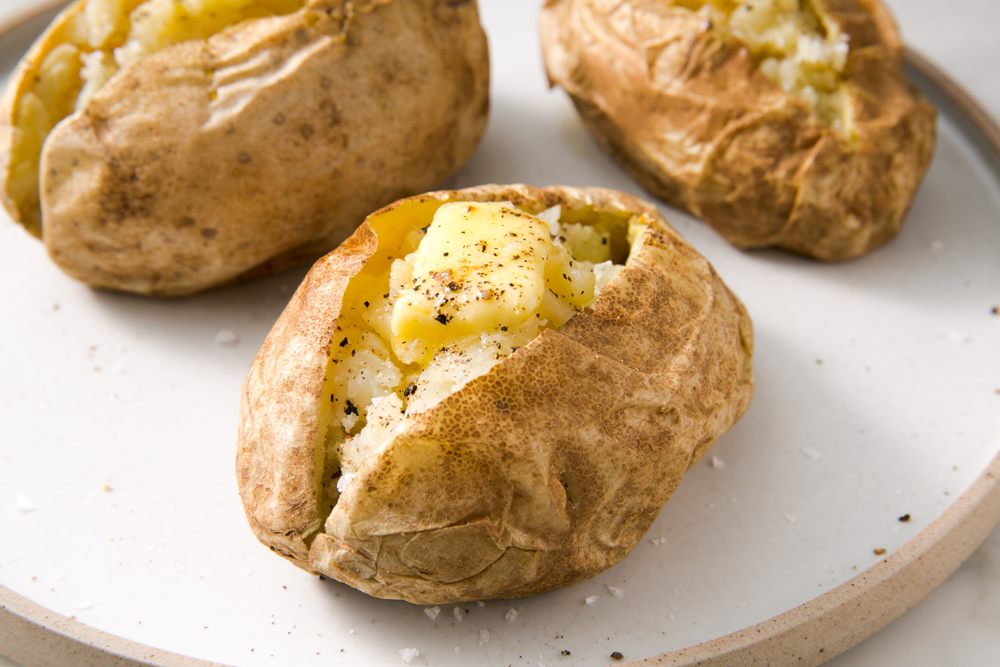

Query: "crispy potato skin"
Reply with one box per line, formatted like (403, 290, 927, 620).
(540, 0, 937, 261)
(237, 185, 754, 604)
(0, 0, 489, 296)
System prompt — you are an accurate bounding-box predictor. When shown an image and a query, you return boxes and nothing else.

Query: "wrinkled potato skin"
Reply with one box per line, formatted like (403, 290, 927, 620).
(0, 0, 489, 296)
(237, 185, 754, 604)
(540, 0, 937, 261)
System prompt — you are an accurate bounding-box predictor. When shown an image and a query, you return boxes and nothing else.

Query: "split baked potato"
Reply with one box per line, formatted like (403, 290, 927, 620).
(237, 184, 754, 604)
(541, 0, 937, 261)
(0, 0, 489, 296)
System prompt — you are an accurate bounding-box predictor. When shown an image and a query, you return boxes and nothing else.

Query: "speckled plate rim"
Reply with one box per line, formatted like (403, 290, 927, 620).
(0, 3, 998, 666)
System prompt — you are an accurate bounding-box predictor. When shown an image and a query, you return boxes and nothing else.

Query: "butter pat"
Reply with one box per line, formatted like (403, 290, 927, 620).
(391, 202, 552, 361)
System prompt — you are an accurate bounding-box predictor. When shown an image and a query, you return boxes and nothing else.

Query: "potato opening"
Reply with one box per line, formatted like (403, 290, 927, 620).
(313, 200, 649, 526)
(672, 0, 855, 139)
(8, 0, 307, 234)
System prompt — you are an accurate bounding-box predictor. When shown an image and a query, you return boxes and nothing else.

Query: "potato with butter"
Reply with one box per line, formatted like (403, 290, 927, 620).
(541, 0, 937, 261)
(237, 184, 754, 604)
(0, 0, 489, 296)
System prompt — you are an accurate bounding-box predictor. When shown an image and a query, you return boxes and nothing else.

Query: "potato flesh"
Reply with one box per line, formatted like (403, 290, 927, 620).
(677, 0, 853, 137)
(8, 0, 305, 230)
(320, 204, 647, 506)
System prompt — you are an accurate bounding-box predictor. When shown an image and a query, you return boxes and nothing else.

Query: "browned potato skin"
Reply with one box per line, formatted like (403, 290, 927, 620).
(237, 184, 754, 604)
(540, 0, 937, 261)
(0, 0, 489, 296)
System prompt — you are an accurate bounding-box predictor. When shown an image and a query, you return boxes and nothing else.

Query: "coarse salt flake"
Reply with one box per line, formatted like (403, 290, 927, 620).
(424, 606, 441, 620)
(801, 446, 821, 461)
(398, 648, 419, 663)
(607, 585, 623, 598)
(76, 601, 91, 610)
(506, 608, 518, 621)
(785, 513, 798, 524)
(15, 492, 34, 512)
(479, 629, 490, 645)
(711, 455, 727, 470)
(453, 606, 464, 621)
(585, 595, 599, 605)
(214, 329, 239, 346)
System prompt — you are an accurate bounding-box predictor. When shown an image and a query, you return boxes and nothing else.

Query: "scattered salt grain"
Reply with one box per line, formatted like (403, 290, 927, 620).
(585, 595, 599, 605)
(710, 456, 727, 470)
(242, 570, 252, 579)
(607, 585, 623, 598)
(479, 629, 490, 645)
(424, 607, 441, 620)
(477, 601, 485, 608)
(735, 601, 748, 608)
(453, 606, 464, 622)
(651, 537, 665, 546)
(930, 239, 944, 251)
(669, 613, 675, 619)
(15, 492, 34, 512)
(398, 648, 419, 663)
(801, 446, 821, 461)
(146, 545, 155, 551)
(454, 646, 461, 652)
(337, 474, 356, 494)
(214, 329, 239, 346)
(947, 331, 970, 344)
(76, 601, 91, 610)
(506, 608, 518, 621)
(785, 513, 798, 524)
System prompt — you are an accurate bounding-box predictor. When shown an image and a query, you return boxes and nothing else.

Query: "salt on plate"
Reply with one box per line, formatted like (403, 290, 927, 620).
(506, 608, 518, 621)
(785, 513, 798, 524)
(76, 601, 91, 610)
(398, 648, 419, 663)
(585, 595, 599, 605)
(15, 492, 34, 512)
(801, 446, 822, 461)
(710, 455, 726, 470)
(607, 585, 623, 598)
(424, 606, 441, 620)
(453, 606, 464, 621)
(214, 329, 239, 346)
(479, 629, 490, 645)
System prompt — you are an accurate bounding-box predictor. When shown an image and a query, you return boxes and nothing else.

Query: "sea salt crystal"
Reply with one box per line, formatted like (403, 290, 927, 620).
(479, 629, 490, 645)
(476, 601, 485, 608)
(930, 239, 944, 251)
(947, 331, 970, 344)
(453, 606, 464, 622)
(801, 446, 821, 461)
(398, 648, 419, 663)
(607, 585, 623, 598)
(214, 329, 239, 346)
(242, 570, 252, 579)
(585, 595, 599, 605)
(506, 608, 518, 621)
(455, 646, 461, 652)
(15, 492, 34, 512)
(711, 456, 727, 470)
(785, 513, 798, 524)
(424, 607, 441, 620)
(76, 601, 91, 610)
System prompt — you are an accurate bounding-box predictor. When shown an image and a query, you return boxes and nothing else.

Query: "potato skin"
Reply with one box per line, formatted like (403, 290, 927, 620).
(540, 0, 937, 261)
(0, 0, 489, 296)
(237, 184, 754, 604)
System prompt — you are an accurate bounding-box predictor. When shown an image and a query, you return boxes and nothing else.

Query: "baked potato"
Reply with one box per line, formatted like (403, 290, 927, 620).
(540, 0, 937, 261)
(0, 0, 489, 296)
(237, 184, 754, 604)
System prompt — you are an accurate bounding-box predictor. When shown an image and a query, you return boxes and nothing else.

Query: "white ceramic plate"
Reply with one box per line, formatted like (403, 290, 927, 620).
(1, 2, 999, 666)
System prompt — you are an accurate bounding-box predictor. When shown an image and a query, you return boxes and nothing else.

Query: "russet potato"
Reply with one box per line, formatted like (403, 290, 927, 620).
(237, 184, 754, 604)
(541, 0, 937, 261)
(0, 0, 489, 295)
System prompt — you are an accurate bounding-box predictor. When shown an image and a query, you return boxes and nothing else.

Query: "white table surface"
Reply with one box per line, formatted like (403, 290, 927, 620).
(0, 1, 998, 666)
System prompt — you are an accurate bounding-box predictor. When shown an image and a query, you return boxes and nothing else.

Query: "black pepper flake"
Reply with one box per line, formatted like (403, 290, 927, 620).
(420, 225, 430, 233)
(344, 401, 358, 416)
(899, 514, 911, 522)
(443, 252, 449, 257)
(339, 337, 349, 347)
(611, 652, 624, 661)
(403, 383, 417, 397)
(500, 325, 508, 332)
(602, 238, 608, 245)
(447, 282, 460, 291)
(382, 293, 389, 298)
(351, 350, 356, 357)
(561, 650, 571, 656)
(993, 306, 1000, 315)
(364, 301, 370, 308)
(435, 313, 452, 325)
(512, 346, 521, 353)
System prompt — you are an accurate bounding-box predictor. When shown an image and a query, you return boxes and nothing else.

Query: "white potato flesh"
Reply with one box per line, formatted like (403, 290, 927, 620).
(677, 0, 854, 137)
(319, 204, 649, 506)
